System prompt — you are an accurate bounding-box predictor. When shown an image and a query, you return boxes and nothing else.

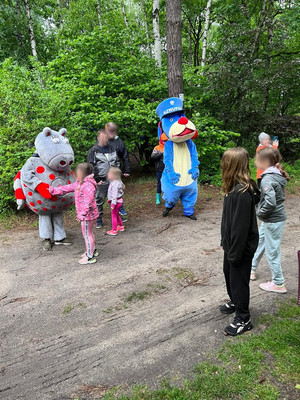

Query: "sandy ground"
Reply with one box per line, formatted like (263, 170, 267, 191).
(0, 194, 299, 400)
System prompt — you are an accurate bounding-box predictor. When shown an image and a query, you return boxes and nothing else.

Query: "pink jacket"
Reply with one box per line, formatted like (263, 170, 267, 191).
(49, 174, 99, 221)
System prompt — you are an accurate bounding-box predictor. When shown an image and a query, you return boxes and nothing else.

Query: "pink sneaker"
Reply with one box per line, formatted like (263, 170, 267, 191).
(78, 255, 97, 265)
(259, 281, 287, 294)
(117, 225, 125, 232)
(106, 230, 118, 236)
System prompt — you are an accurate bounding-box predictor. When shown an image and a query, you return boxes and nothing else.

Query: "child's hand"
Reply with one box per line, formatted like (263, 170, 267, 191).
(98, 181, 103, 186)
(124, 173, 130, 177)
(273, 140, 279, 148)
(111, 204, 115, 210)
(76, 218, 81, 223)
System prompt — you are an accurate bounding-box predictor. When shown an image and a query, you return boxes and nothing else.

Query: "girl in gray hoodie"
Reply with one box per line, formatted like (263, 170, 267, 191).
(251, 148, 290, 293)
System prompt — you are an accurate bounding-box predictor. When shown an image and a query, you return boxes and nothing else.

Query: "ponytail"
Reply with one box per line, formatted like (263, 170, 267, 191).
(276, 163, 290, 181)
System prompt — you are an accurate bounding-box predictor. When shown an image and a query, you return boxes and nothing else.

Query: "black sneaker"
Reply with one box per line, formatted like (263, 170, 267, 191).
(220, 301, 236, 314)
(186, 214, 197, 220)
(224, 317, 253, 336)
(162, 207, 173, 217)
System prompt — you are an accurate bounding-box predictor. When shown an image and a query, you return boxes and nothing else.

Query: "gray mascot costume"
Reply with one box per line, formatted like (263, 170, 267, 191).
(14, 127, 75, 250)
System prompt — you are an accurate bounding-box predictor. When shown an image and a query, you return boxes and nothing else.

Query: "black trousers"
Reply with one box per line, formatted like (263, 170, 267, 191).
(95, 180, 109, 219)
(223, 253, 252, 321)
(156, 171, 163, 193)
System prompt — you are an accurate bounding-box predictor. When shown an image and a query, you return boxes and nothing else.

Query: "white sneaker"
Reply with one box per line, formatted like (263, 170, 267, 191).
(250, 271, 257, 281)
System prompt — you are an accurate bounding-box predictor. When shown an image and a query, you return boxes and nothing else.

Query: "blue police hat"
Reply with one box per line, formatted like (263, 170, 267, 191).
(156, 97, 183, 120)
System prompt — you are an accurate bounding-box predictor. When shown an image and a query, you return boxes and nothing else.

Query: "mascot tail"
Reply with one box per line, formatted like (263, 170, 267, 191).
(13, 171, 26, 210)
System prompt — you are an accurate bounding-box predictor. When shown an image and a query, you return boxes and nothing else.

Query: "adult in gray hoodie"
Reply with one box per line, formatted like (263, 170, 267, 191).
(251, 147, 290, 294)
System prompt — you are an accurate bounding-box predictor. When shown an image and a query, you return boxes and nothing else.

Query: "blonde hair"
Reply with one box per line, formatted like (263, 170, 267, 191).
(257, 147, 290, 180)
(109, 167, 125, 189)
(221, 147, 256, 194)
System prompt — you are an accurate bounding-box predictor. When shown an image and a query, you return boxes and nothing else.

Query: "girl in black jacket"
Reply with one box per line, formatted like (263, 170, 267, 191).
(220, 147, 259, 336)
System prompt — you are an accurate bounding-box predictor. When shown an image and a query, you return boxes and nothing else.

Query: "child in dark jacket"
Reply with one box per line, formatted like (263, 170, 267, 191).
(251, 147, 289, 293)
(220, 147, 259, 336)
(151, 133, 167, 205)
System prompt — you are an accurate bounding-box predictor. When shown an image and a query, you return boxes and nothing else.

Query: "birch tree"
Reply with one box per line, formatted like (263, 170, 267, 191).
(152, 0, 161, 67)
(96, 0, 102, 28)
(23, 0, 38, 61)
(120, 0, 129, 27)
(166, 0, 183, 96)
(201, 0, 212, 67)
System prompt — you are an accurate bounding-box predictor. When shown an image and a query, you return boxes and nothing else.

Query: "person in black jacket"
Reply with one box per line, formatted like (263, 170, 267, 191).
(150, 134, 167, 205)
(105, 122, 130, 219)
(220, 147, 259, 336)
(87, 129, 120, 228)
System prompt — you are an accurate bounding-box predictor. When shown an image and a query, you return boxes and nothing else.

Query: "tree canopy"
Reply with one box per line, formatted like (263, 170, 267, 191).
(0, 0, 299, 212)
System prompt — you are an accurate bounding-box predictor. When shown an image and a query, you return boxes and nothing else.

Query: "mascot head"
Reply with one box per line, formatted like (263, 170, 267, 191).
(156, 97, 198, 143)
(35, 127, 74, 172)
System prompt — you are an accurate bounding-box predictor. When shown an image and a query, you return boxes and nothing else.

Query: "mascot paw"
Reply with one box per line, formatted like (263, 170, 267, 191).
(188, 168, 199, 180)
(169, 172, 181, 184)
(36, 182, 51, 199)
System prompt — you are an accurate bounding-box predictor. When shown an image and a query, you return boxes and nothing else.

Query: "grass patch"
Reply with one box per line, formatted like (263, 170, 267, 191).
(62, 304, 74, 315)
(99, 299, 300, 400)
(125, 290, 152, 303)
(102, 283, 167, 314)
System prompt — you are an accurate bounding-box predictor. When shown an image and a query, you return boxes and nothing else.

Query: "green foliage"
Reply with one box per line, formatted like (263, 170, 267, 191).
(0, 0, 299, 212)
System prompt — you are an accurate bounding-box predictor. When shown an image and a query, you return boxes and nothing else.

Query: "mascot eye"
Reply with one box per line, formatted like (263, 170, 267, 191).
(51, 136, 59, 143)
(170, 118, 173, 122)
(63, 138, 69, 144)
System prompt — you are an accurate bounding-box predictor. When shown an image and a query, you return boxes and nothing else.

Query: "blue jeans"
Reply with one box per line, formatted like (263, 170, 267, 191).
(252, 221, 285, 285)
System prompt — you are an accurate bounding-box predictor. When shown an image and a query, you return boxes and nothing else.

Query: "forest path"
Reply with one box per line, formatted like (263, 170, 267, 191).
(0, 196, 299, 400)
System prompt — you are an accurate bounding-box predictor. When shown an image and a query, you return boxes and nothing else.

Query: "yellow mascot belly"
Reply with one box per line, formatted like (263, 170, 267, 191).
(173, 142, 193, 187)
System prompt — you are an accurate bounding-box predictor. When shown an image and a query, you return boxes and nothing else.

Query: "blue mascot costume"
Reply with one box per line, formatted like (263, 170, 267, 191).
(156, 97, 200, 220)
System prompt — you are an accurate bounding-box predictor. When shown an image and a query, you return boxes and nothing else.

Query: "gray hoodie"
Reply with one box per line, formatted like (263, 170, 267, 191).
(256, 166, 287, 222)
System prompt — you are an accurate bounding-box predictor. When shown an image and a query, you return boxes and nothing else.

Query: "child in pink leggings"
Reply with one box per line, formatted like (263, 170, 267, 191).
(49, 163, 99, 265)
(106, 167, 125, 236)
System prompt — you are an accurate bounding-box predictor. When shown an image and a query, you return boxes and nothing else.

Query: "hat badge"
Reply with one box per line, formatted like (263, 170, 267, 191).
(170, 100, 174, 105)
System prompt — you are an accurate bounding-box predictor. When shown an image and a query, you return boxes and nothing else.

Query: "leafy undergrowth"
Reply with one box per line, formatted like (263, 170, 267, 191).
(83, 299, 300, 400)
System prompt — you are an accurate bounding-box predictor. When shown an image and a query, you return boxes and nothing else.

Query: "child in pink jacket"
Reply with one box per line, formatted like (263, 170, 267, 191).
(49, 163, 99, 265)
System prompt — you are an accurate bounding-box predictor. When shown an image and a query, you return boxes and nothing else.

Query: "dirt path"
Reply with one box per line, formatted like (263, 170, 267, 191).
(0, 195, 299, 400)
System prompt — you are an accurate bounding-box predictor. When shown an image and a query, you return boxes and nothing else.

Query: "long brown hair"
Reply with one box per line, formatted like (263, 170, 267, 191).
(76, 162, 93, 184)
(257, 147, 290, 180)
(222, 147, 256, 194)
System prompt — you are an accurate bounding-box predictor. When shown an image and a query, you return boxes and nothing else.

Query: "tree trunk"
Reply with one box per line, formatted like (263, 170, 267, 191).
(152, 0, 162, 67)
(250, 0, 267, 60)
(120, 0, 129, 27)
(23, 0, 38, 60)
(96, 0, 102, 29)
(201, 0, 212, 67)
(142, 1, 151, 57)
(166, 0, 183, 96)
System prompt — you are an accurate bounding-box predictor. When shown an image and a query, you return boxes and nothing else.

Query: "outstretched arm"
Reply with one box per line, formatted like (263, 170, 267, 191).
(49, 182, 77, 196)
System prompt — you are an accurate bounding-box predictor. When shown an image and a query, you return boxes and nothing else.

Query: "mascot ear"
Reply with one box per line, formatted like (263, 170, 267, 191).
(59, 128, 67, 137)
(192, 130, 198, 140)
(43, 127, 52, 137)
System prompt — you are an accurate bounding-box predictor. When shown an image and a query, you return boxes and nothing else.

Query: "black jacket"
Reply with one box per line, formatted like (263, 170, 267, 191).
(109, 136, 130, 175)
(221, 184, 259, 265)
(151, 148, 164, 173)
(87, 144, 119, 182)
